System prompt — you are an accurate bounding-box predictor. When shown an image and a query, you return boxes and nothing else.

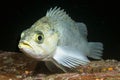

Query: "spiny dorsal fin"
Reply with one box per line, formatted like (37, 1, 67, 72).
(46, 7, 73, 22)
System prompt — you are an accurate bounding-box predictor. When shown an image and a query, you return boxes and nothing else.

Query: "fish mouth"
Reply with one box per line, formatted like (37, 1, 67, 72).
(18, 41, 32, 49)
(18, 41, 47, 60)
(18, 41, 35, 58)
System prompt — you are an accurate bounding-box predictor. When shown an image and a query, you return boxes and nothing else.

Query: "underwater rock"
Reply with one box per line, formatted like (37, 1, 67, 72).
(0, 51, 120, 80)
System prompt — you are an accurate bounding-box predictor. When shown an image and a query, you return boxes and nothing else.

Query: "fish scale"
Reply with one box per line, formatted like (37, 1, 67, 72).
(18, 7, 103, 72)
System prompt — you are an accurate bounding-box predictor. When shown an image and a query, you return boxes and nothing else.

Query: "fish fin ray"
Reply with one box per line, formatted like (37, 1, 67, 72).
(46, 7, 72, 22)
(88, 42, 103, 59)
(53, 46, 90, 71)
(45, 61, 63, 72)
(76, 22, 87, 37)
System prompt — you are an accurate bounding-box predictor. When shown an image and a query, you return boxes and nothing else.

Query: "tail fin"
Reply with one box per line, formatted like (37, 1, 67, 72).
(88, 42, 103, 59)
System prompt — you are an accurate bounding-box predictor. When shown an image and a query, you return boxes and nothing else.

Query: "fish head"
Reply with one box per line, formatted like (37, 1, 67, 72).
(18, 17, 59, 61)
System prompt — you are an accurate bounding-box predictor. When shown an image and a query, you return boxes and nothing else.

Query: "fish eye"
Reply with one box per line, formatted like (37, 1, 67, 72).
(38, 35, 42, 41)
(34, 31, 44, 43)
(37, 34, 44, 43)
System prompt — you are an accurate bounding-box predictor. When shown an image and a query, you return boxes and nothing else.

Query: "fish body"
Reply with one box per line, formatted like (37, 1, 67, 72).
(18, 7, 103, 72)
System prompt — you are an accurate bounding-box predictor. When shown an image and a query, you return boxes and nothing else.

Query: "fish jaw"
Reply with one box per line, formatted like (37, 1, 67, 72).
(18, 41, 48, 60)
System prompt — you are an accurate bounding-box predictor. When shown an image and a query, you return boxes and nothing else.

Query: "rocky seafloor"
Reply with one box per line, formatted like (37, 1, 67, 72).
(0, 51, 120, 80)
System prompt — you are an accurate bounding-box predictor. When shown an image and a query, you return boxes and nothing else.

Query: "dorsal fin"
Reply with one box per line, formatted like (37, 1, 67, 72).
(76, 22, 88, 38)
(46, 7, 73, 22)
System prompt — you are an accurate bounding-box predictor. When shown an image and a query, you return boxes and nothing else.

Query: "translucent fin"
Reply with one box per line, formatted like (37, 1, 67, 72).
(76, 22, 87, 38)
(46, 7, 72, 22)
(52, 46, 90, 72)
(88, 42, 103, 59)
(45, 61, 63, 72)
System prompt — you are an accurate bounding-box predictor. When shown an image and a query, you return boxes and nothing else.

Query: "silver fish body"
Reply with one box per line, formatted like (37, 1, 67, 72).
(18, 7, 103, 72)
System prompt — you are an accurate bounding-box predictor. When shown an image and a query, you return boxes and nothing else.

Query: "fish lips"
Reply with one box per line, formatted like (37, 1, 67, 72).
(18, 41, 46, 60)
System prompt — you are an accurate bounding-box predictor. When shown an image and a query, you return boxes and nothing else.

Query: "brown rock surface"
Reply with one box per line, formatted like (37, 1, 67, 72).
(0, 51, 120, 80)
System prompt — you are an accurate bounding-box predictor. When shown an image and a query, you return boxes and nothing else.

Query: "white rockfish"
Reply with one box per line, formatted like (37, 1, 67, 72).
(18, 7, 103, 72)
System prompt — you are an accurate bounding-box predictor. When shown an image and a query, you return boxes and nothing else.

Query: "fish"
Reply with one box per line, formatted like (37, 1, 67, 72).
(18, 7, 103, 72)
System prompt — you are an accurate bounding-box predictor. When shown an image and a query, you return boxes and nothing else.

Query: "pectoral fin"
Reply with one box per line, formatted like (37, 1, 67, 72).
(52, 46, 90, 72)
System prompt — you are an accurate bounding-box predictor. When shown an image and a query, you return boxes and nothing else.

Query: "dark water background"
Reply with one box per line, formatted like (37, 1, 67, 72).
(0, 1, 119, 60)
